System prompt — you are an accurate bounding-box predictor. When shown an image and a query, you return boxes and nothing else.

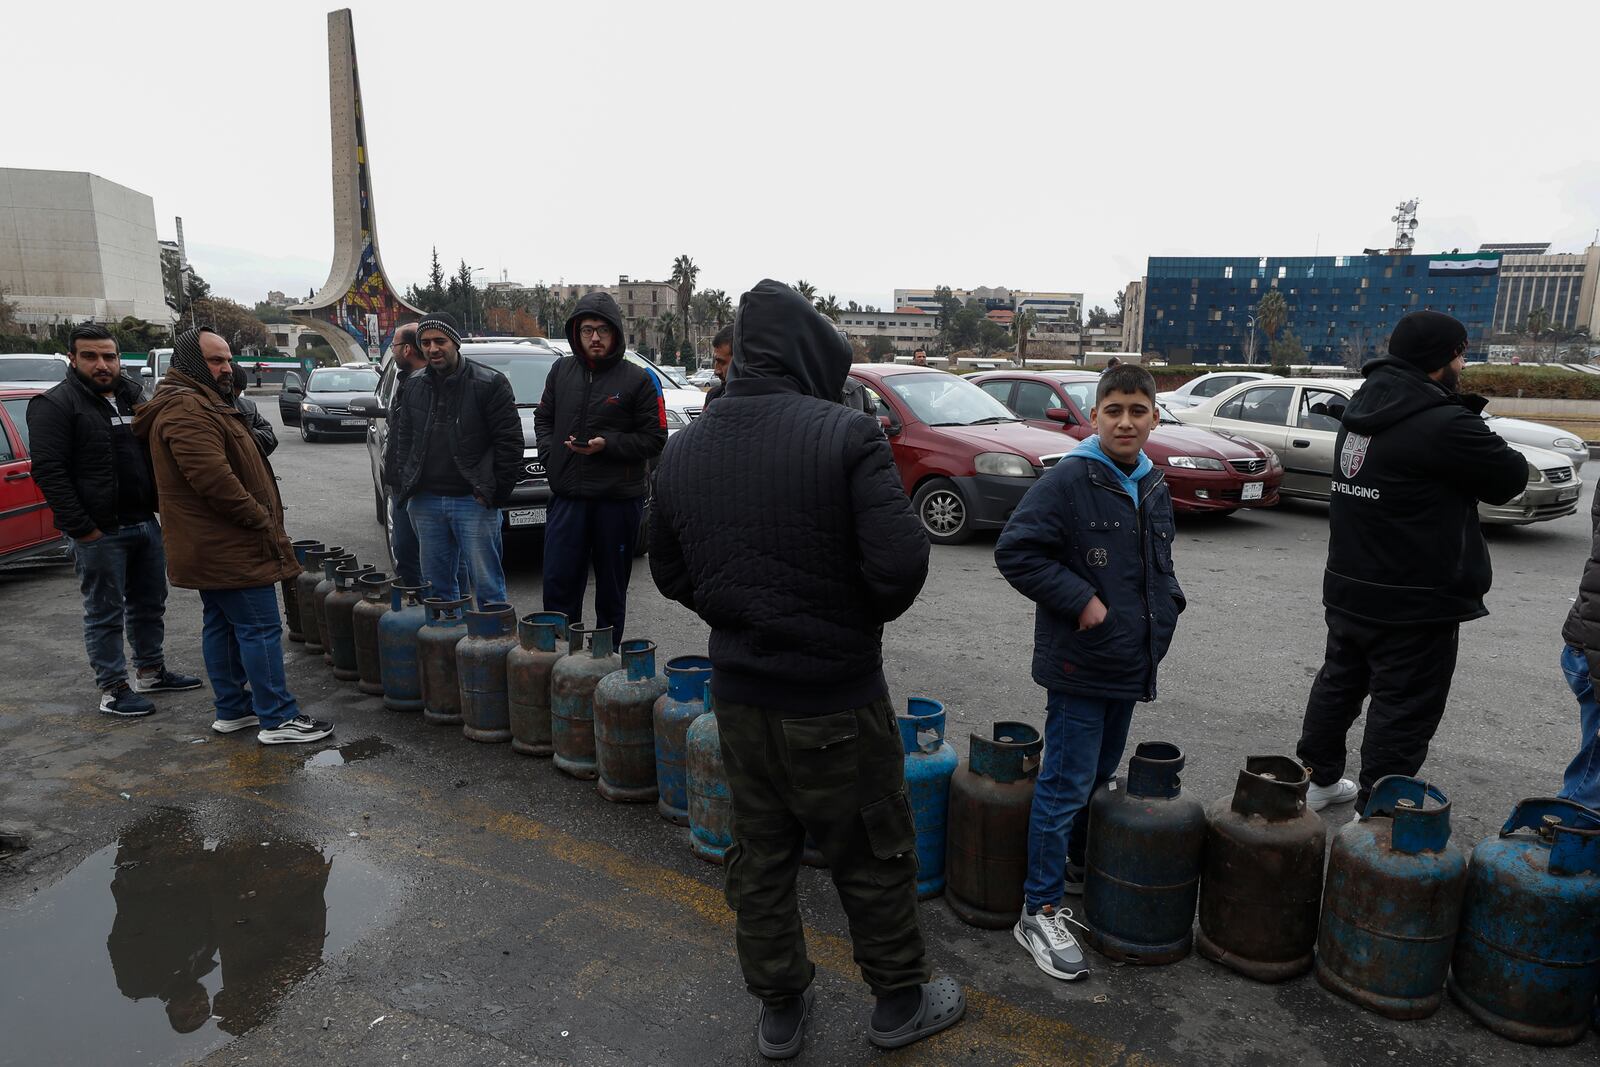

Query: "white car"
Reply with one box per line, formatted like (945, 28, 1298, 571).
(1158, 370, 1275, 410)
(622, 351, 703, 433)
(1482, 412, 1586, 471)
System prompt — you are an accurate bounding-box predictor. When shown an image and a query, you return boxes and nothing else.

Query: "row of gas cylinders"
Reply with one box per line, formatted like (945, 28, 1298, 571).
(282, 542, 1599, 1047)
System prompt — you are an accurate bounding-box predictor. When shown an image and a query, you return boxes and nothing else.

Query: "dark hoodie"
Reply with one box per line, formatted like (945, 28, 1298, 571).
(647, 280, 930, 713)
(534, 291, 667, 499)
(1323, 357, 1527, 626)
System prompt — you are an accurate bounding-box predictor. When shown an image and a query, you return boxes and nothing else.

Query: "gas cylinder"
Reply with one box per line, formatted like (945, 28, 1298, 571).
(311, 552, 355, 666)
(324, 561, 374, 681)
(508, 612, 566, 756)
(283, 539, 321, 641)
(945, 722, 1043, 929)
(1083, 741, 1207, 965)
(1448, 798, 1600, 1045)
(551, 625, 620, 779)
(898, 697, 958, 900)
(377, 582, 431, 712)
(458, 603, 518, 743)
(419, 597, 470, 726)
(594, 639, 668, 802)
(351, 572, 392, 696)
(653, 655, 711, 824)
(687, 692, 732, 864)
(1315, 776, 1467, 1020)
(1196, 755, 1327, 982)
(296, 544, 338, 654)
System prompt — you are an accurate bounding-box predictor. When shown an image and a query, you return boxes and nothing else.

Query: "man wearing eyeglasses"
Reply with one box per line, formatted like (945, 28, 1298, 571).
(535, 292, 667, 641)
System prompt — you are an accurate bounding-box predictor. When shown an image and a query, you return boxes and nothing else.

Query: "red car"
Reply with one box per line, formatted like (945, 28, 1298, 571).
(0, 387, 69, 566)
(968, 370, 1283, 515)
(848, 365, 1075, 544)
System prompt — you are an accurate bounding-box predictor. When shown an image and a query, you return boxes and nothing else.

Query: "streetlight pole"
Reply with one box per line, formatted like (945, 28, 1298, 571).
(1246, 315, 1258, 367)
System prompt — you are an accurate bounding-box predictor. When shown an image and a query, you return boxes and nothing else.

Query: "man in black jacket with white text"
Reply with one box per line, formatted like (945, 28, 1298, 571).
(1297, 311, 1527, 812)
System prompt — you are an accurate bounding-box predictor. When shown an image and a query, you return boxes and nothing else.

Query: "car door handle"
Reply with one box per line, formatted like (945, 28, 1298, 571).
(1292, 439, 1311, 448)
(4, 470, 29, 481)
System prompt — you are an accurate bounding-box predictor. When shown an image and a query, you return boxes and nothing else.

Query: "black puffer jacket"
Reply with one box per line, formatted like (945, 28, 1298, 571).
(386, 357, 523, 506)
(1562, 492, 1600, 673)
(1324, 358, 1528, 626)
(534, 292, 667, 500)
(26, 370, 155, 538)
(649, 279, 930, 713)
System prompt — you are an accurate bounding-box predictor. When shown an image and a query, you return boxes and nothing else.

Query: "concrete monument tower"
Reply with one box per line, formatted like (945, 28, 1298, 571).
(290, 8, 420, 363)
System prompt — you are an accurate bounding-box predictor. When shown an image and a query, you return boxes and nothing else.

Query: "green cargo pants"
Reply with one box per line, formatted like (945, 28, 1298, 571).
(715, 695, 930, 1005)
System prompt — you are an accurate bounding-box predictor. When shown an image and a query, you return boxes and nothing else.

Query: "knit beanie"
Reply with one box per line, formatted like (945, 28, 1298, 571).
(171, 327, 232, 399)
(416, 312, 463, 349)
(1387, 311, 1467, 374)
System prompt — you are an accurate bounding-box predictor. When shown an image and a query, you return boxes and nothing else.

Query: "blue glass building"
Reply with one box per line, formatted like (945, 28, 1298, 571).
(1141, 253, 1502, 365)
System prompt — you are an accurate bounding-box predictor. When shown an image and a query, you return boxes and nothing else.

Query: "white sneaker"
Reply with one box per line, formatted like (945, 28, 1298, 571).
(1306, 778, 1358, 811)
(1013, 905, 1089, 980)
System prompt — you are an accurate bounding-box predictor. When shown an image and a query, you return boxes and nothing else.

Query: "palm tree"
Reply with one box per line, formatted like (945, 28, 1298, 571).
(1526, 306, 1552, 338)
(1014, 308, 1038, 366)
(704, 289, 734, 327)
(793, 280, 817, 302)
(657, 311, 678, 360)
(1256, 290, 1288, 363)
(816, 294, 843, 322)
(670, 255, 699, 353)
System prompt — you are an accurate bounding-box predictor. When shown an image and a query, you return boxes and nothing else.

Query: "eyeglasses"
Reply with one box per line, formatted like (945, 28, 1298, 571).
(579, 325, 615, 339)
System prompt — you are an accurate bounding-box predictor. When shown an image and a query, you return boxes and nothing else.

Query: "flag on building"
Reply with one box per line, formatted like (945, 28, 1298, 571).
(1428, 253, 1500, 277)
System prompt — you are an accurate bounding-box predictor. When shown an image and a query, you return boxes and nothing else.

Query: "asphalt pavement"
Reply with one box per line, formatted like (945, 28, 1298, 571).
(1, 403, 1596, 1066)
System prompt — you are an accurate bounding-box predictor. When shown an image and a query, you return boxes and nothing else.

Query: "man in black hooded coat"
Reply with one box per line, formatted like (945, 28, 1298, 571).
(649, 280, 964, 1058)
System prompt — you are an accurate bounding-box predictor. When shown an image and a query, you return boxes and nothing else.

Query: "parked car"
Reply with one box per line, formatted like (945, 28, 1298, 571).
(687, 369, 718, 390)
(0, 387, 70, 566)
(279, 366, 381, 440)
(847, 365, 1070, 544)
(137, 348, 173, 399)
(0, 354, 69, 390)
(969, 370, 1283, 515)
(1157, 370, 1275, 410)
(1174, 377, 1582, 525)
(1481, 412, 1586, 471)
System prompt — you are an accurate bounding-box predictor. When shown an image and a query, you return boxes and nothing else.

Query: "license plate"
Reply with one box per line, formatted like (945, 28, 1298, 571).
(506, 507, 546, 527)
(1242, 482, 1264, 501)
(340, 418, 367, 427)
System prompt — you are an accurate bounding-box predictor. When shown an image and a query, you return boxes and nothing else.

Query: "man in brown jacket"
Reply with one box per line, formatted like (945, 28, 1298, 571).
(134, 327, 334, 744)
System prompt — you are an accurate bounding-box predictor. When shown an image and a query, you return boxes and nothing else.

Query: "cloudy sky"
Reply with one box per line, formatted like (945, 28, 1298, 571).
(11, 0, 1598, 315)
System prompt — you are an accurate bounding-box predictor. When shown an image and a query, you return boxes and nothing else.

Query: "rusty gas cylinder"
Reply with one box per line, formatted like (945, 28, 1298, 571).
(378, 582, 431, 712)
(351, 571, 392, 696)
(1196, 755, 1327, 982)
(945, 721, 1044, 929)
(551, 624, 619, 780)
(458, 602, 518, 743)
(296, 544, 339, 654)
(283, 539, 321, 641)
(594, 639, 667, 802)
(311, 552, 354, 666)
(324, 561, 374, 681)
(508, 612, 566, 756)
(652, 655, 711, 823)
(687, 690, 732, 864)
(419, 597, 470, 726)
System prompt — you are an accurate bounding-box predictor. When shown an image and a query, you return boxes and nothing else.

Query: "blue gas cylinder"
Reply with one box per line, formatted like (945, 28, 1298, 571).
(1083, 741, 1206, 965)
(1315, 776, 1468, 1019)
(652, 656, 712, 826)
(897, 697, 957, 899)
(686, 688, 732, 864)
(377, 582, 431, 712)
(1449, 797, 1600, 1046)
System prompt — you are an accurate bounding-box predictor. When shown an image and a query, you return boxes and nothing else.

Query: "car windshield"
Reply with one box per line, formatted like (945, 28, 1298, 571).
(0, 357, 67, 382)
(307, 369, 379, 392)
(885, 372, 1019, 426)
(471, 351, 559, 405)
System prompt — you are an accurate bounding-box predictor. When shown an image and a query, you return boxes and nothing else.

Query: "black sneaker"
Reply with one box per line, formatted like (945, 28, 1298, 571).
(130, 668, 204, 693)
(257, 715, 335, 745)
(99, 684, 155, 718)
(1064, 862, 1086, 896)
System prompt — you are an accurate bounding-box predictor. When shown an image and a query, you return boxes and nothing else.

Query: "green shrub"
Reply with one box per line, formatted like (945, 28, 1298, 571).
(1459, 366, 1600, 400)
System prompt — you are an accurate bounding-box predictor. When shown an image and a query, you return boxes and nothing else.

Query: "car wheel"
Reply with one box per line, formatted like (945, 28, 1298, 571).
(913, 478, 973, 545)
(300, 423, 317, 443)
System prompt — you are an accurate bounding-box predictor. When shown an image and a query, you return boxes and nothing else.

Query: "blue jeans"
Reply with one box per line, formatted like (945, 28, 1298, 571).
(71, 520, 168, 691)
(199, 586, 301, 728)
(406, 491, 506, 607)
(1023, 690, 1136, 911)
(1558, 645, 1600, 812)
(391, 493, 468, 594)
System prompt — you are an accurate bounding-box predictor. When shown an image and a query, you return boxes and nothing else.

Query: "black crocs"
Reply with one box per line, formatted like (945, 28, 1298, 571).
(757, 984, 815, 1060)
(867, 976, 966, 1050)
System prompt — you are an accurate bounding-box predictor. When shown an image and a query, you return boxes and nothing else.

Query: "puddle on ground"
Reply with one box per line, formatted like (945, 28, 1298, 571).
(0, 807, 397, 1065)
(305, 736, 394, 767)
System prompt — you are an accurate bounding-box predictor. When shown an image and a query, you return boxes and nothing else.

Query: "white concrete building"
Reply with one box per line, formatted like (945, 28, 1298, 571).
(838, 308, 940, 353)
(893, 286, 1084, 337)
(1485, 243, 1600, 339)
(0, 168, 173, 335)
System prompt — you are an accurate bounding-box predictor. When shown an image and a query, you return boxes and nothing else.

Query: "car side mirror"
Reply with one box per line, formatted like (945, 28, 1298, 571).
(1045, 407, 1076, 424)
(139, 366, 152, 377)
(877, 414, 901, 435)
(348, 395, 386, 419)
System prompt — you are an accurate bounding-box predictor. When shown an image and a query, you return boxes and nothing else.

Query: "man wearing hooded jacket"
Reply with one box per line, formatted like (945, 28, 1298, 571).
(1296, 310, 1527, 813)
(648, 280, 963, 1058)
(535, 292, 666, 641)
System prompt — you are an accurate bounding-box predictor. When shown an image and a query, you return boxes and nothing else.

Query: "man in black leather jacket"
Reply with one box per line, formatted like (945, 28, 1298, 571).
(229, 362, 276, 456)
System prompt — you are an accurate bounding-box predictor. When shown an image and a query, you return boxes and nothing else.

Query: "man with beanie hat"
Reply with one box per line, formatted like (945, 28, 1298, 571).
(133, 327, 333, 744)
(1296, 310, 1527, 812)
(649, 281, 963, 1057)
(534, 292, 666, 640)
(386, 311, 522, 606)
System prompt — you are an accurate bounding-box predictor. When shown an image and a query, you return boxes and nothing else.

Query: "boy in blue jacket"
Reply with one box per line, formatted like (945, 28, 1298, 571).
(994, 363, 1185, 981)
